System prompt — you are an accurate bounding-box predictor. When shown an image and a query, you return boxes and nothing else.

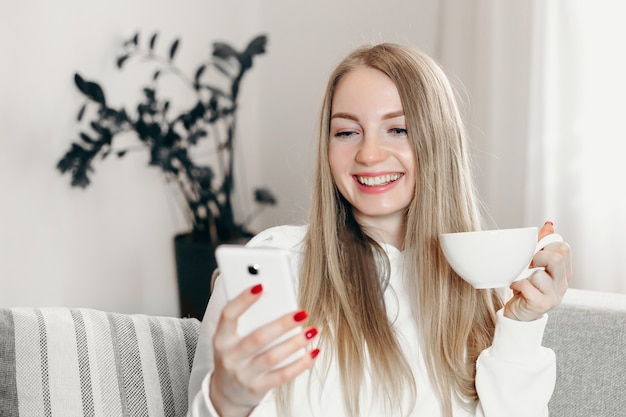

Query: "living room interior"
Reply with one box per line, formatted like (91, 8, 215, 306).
(1, 2, 625, 416)
(1, 0, 624, 316)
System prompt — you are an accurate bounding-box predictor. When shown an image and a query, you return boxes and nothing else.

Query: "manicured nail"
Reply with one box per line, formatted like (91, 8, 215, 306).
(310, 348, 320, 359)
(305, 327, 318, 340)
(250, 284, 263, 294)
(293, 310, 308, 322)
(544, 221, 554, 226)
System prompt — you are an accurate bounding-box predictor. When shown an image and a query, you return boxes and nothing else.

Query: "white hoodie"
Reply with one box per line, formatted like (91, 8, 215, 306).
(187, 225, 555, 417)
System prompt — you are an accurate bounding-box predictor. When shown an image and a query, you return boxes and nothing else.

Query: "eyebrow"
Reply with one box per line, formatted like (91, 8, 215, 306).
(330, 110, 404, 121)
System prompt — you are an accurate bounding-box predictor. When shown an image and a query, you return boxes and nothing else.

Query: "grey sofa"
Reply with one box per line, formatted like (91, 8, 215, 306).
(0, 288, 624, 417)
(544, 289, 626, 416)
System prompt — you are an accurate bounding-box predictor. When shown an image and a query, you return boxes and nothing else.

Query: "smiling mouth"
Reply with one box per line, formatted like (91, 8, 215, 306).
(356, 174, 402, 186)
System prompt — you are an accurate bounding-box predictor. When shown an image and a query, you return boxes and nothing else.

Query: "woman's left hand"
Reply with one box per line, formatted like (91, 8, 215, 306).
(504, 222, 573, 321)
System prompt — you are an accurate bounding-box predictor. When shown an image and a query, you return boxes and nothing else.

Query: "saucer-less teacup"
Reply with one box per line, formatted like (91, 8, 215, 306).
(439, 227, 563, 289)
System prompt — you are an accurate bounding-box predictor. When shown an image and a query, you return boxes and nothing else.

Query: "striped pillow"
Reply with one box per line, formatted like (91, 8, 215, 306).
(0, 308, 201, 417)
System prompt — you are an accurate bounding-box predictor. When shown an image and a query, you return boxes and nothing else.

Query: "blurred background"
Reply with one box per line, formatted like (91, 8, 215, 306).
(1, 0, 624, 316)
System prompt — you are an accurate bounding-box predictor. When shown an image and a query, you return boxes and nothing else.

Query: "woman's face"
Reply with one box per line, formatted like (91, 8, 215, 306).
(328, 67, 416, 230)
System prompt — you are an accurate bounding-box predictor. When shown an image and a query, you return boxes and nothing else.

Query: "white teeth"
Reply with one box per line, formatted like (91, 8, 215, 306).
(357, 174, 401, 186)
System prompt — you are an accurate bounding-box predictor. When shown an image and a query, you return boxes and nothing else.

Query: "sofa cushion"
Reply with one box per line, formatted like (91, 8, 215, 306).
(544, 289, 626, 417)
(0, 308, 200, 417)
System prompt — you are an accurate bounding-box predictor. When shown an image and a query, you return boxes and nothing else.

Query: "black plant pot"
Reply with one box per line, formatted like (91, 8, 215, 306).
(174, 232, 217, 320)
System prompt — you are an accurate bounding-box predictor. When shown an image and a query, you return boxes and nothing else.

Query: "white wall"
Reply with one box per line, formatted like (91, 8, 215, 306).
(0, 0, 442, 315)
(6, 1, 604, 315)
(434, 1, 534, 230)
(0, 0, 263, 315)
(5, 0, 614, 315)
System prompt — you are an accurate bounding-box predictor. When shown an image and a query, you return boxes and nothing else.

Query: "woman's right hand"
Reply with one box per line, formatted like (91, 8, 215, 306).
(209, 284, 320, 417)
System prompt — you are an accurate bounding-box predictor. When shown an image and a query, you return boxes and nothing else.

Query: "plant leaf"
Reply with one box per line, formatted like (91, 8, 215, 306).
(119, 109, 130, 123)
(194, 64, 206, 83)
(205, 85, 227, 98)
(213, 61, 232, 78)
(190, 101, 205, 120)
(77, 103, 86, 121)
(244, 35, 268, 56)
(123, 32, 139, 47)
(169, 38, 180, 60)
(143, 88, 156, 101)
(74, 73, 88, 95)
(75, 74, 106, 105)
(80, 132, 95, 144)
(188, 129, 209, 145)
(239, 35, 268, 70)
(254, 188, 277, 205)
(90, 121, 110, 136)
(86, 81, 106, 105)
(149, 32, 158, 50)
(116, 54, 130, 69)
(153, 69, 161, 81)
(212, 42, 238, 60)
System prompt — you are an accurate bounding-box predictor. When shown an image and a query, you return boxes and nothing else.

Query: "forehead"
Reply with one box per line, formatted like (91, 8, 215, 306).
(331, 67, 403, 114)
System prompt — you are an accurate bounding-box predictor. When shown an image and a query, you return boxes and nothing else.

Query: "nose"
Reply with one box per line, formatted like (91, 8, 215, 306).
(355, 134, 388, 165)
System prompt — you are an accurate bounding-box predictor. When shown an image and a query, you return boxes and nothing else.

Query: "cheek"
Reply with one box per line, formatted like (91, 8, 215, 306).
(328, 143, 353, 178)
(397, 147, 416, 180)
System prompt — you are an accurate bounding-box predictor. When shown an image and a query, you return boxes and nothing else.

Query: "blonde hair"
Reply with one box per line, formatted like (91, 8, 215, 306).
(282, 43, 502, 416)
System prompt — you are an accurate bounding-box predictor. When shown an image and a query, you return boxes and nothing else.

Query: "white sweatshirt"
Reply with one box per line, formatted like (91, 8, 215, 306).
(187, 225, 556, 417)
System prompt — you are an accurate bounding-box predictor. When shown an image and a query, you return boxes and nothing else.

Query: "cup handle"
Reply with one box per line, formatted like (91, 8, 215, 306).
(513, 233, 564, 282)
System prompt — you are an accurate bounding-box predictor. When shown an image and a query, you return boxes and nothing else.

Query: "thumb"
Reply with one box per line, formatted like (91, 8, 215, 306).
(538, 221, 555, 240)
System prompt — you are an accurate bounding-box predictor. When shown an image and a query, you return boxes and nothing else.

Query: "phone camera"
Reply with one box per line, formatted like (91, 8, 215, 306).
(247, 264, 260, 275)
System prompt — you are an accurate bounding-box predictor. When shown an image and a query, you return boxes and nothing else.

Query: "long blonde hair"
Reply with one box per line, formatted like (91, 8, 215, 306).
(287, 44, 502, 416)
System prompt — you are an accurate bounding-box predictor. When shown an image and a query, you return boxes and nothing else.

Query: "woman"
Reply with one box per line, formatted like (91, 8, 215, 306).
(187, 43, 572, 417)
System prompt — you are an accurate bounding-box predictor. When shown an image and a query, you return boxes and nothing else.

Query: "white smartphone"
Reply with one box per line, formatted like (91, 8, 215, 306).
(215, 244, 305, 366)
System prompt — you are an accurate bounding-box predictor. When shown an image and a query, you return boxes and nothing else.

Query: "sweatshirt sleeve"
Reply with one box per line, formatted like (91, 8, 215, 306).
(186, 271, 226, 417)
(474, 309, 556, 417)
(186, 274, 273, 417)
(186, 226, 307, 417)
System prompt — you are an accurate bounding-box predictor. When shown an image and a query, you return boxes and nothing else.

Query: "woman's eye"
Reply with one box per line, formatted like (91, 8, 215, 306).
(334, 131, 356, 138)
(390, 127, 408, 136)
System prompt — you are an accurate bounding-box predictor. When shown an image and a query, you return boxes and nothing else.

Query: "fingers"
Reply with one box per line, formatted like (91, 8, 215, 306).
(506, 222, 573, 321)
(244, 329, 320, 394)
(231, 309, 312, 364)
(510, 270, 561, 313)
(538, 221, 555, 240)
(214, 284, 320, 378)
(532, 241, 572, 292)
(210, 285, 321, 416)
(216, 311, 320, 396)
(507, 241, 572, 319)
(214, 284, 264, 350)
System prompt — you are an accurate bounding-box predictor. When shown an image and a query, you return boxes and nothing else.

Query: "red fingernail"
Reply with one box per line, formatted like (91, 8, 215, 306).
(310, 348, 320, 359)
(305, 327, 318, 340)
(251, 284, 263, 294)
(293, 310, 308, 322)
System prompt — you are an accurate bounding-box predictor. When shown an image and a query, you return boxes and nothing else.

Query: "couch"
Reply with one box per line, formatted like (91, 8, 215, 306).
(0, 288, 624, 417)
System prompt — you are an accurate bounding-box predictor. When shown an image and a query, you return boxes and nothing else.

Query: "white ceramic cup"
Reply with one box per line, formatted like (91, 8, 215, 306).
(439, 227, 563, 289)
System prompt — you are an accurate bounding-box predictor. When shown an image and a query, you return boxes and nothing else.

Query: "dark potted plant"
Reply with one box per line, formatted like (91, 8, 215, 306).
(57, 32, 275, 319)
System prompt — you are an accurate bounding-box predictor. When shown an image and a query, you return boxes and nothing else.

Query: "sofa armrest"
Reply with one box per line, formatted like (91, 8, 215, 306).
(544, 288, 626, 417)
(0, 308, 200, 417)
